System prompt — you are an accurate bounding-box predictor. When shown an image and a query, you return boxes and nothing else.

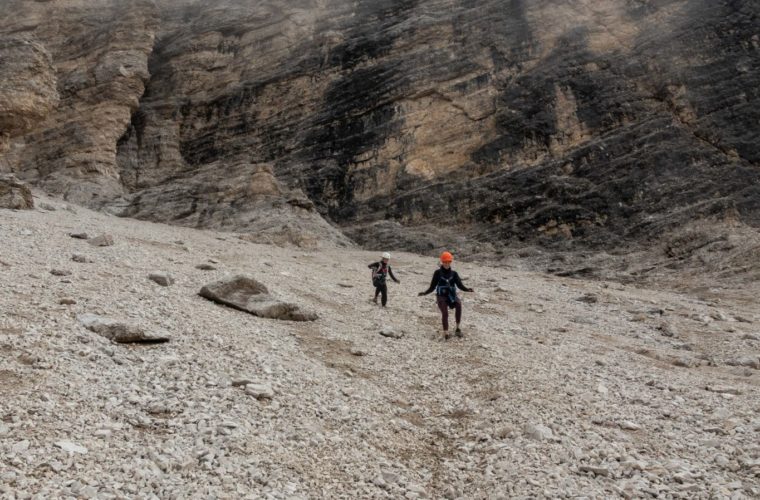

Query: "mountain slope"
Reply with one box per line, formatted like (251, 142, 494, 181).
(1, 196, 759, 497)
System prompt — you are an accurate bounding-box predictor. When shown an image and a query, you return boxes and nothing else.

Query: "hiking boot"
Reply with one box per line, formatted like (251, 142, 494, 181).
(455, 327, 463, 338)
(443, 331, 450, 341)
(372, 296, 378, 304)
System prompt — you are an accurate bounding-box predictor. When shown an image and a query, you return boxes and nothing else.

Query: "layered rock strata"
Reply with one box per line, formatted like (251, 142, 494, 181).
(1, 0, 759, 251)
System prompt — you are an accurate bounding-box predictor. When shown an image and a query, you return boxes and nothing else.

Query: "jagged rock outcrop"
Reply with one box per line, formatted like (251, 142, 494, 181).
(0, 174, 34, 210)
(111, 160, 352, 247)
(1, 0, 759, 253)
(0, 0, 158, 203)
(0, 36, 58, 153)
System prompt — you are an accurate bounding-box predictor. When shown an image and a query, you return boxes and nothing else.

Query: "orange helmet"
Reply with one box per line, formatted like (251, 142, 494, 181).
(440, 251, 453, 263)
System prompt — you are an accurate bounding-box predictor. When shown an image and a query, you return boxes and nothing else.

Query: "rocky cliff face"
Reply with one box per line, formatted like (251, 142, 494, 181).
(0, 0, 157, 203)
(2, 0, 759, 252)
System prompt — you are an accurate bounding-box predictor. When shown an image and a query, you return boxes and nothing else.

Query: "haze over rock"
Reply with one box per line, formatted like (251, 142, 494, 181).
(1, 0, 759, 253)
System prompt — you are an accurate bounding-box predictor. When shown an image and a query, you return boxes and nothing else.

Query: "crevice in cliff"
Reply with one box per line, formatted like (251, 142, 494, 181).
(115, 16, 163, 194)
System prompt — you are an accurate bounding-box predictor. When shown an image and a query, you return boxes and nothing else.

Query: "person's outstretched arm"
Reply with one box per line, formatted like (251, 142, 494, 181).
(388, 266, 400, 283)
(418, 270, 440, 295)
(454, 272, 474, 292)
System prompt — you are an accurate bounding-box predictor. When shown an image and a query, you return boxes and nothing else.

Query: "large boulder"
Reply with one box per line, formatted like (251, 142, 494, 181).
(199, 275, 318, 322)
(0, 174, 33, 209)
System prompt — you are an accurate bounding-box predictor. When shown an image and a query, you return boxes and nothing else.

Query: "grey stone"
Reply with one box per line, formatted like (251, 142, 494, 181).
(11, 440, 30, 453)
(576, 293, 598, 304)
(658, 322, 677, 337)
(199, 275, 318, 321)
(80, 485, 98, 498)
(55, 441, 88, 454)
(726, 356, 760, 369)
(77, 313, 170, 343)
(380, 327, 404, 339)
(148, 272, 174, 286)
(245, 383, 274, 400)
(523, 423, 554, 441)
(579, 465, 610, 477)
(620, 421, 641, 431)
(231, 378, 256, 387)
(87, 234, 114, 247)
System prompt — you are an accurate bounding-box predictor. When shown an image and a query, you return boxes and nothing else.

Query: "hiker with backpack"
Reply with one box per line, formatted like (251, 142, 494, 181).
(418, 251, 474, 339)
(368, 252, 400, 307)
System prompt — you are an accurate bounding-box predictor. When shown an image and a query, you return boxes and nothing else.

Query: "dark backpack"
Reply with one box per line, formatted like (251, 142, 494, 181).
(372, 263, 388, 287)
(436, 274, 458, 309)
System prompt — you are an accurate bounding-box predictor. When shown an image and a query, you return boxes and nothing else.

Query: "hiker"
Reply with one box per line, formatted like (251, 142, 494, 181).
(418, 251, 474, 339)
(368, 252, 400, 307)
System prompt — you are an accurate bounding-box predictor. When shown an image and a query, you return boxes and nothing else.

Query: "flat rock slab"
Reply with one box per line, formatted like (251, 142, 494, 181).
(87, 234, 114, 247)
(244, 383, 274, 399)
(78, 314, 170, 343)
(54, 441, 88, 454)
(199, 275, 317, 321)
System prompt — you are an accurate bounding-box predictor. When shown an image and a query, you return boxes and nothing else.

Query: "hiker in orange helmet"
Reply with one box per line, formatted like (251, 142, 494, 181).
(418, 251, 474, 340)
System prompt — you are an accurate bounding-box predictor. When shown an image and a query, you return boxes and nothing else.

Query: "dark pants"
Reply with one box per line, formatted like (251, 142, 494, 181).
(437, 295, 462, 331)
(374, 282, 388, 306)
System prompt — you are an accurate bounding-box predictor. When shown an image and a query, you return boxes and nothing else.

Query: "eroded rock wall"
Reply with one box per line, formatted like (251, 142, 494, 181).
(2, 0, 759, 252)
(0, 0, 158, 204)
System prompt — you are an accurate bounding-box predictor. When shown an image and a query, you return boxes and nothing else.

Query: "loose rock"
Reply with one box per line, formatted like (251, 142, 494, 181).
(54, 441, 88, 454)
(579, 465, 610, 477)
(523, 423, 554, 441)
(77, 314, 170, 343)
(87, 234, 114, 247)
(245, 383, 274, 400)
(148, 272, 174, 286)
(199, 275, 318, 321)
(380, 327, 404, 339)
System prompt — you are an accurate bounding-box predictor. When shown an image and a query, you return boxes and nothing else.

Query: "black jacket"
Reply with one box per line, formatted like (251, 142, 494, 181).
(368, 262, 399, 283)
(420, 267, 472, 295)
